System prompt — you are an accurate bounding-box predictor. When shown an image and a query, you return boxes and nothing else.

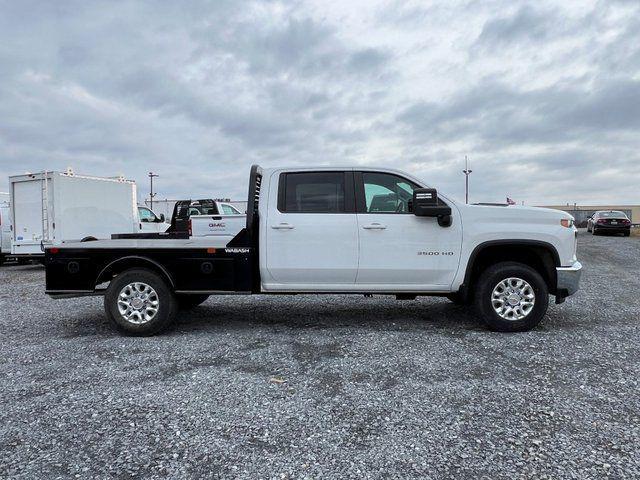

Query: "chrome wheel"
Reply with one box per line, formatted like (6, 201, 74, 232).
(117, 282, 159, 324)
(491, 277, 535, 321)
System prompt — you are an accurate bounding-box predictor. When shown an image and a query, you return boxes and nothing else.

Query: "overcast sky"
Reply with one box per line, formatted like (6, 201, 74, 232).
(1, 0, 639, 205)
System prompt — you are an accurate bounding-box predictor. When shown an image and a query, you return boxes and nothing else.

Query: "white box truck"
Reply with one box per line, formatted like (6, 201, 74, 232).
(10, 171, 139, 259)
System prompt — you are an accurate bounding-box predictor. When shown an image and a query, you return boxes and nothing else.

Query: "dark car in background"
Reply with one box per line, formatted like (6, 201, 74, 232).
(587, 210, 631, 236)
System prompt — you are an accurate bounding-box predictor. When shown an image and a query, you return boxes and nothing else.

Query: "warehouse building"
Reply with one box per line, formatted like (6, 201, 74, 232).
(541, 205, 640, 227)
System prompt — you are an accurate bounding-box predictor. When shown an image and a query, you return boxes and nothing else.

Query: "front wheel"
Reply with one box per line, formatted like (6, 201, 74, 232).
(474, 262, 549, 332)
(104, 268, 177, 335)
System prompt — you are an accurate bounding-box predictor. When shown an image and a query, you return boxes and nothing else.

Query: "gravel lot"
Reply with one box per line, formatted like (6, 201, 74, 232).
(1, 230, 639, 479)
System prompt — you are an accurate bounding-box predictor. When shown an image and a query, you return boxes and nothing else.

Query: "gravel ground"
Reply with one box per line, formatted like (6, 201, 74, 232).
(1, 230, 639, 479)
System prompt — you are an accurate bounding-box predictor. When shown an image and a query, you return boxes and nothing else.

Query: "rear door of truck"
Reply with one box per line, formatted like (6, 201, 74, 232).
(263, 169, 359, 288)
(0, 203, 11, 254)
(12, 178, 45, 251)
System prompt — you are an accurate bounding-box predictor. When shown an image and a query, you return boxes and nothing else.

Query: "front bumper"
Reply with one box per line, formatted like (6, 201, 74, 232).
(556, 261, 582, 299)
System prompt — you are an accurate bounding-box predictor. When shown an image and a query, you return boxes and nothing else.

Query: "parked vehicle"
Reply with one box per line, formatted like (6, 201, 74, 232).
(138, 206, 170, 233)
(10, 170, 139, 260)
(168, 199, 246, 238)
(587, 211, 631, 236)
(0, 193, 11, 265)
(45, 165, 582, 335)
(145, 199, 245, 220)
(180, 200, 244, 216)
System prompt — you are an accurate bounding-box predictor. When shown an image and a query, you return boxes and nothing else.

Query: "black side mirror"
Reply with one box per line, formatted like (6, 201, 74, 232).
(413, 188, 452, 227)
(159, 213, 165, 222)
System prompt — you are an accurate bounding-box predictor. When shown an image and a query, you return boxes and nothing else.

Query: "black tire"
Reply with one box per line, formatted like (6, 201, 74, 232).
(586, 224, 591, 233)
(592, 227, 598, 235)
(474, 262, 549, 332)
(0, 254, 5, 266)
(176, 294, 209, 309)
(624, 231, 631, 237)
(104, 268, 177, 335)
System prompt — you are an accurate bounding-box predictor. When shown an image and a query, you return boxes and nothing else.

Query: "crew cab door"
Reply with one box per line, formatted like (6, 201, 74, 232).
(354, 171, 462, 290)
(264, 171, 358, 289)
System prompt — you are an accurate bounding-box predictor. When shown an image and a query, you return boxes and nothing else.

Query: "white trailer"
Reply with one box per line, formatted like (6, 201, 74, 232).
(10, 171, 139, 257)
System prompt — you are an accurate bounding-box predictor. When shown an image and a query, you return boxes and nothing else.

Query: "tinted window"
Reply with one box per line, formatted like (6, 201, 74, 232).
(362, 172, 418, 213)
(283, 172, 345, 213)
(599, 211, 627, 218)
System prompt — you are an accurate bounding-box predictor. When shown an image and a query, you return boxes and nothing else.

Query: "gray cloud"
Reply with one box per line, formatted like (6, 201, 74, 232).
(476, 6, 558, 46)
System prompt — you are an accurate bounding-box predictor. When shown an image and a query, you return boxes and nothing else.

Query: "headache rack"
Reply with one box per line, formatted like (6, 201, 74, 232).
(245, 164, 262, 240)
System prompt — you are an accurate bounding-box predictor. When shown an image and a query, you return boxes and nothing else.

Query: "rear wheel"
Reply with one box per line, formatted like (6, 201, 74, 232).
(474, 262, 548, 332)
(176, 294, 209, 309)
(624, 231, 631, 237)
(104, 268, 177, 335)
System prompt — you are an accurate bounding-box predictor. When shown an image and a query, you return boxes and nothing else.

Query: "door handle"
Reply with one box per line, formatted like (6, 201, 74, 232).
(271, 223, 295, 230)
(362, 223, 387, 230)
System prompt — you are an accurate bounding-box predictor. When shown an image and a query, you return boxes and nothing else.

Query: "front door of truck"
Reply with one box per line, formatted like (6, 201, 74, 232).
(264, 170, 358, 289)
(354, 171, 462, 290)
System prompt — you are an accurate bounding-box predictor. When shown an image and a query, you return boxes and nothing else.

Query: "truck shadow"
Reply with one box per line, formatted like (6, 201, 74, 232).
(173, 297, 484, 335)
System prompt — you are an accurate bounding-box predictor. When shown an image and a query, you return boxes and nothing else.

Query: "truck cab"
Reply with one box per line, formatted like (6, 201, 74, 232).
(259, 167, 463, 291)
(45, 165, 582, 335)
(137, 206, 170, 233)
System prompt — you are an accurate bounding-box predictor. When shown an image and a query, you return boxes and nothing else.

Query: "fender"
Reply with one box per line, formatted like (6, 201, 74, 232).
(459, 239, 560, 297)
(95, 255, 176, 288)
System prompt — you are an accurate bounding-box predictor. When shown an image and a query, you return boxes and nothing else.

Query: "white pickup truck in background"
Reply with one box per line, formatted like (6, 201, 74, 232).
(169, 199, 246, 239)
(45, 165, 582, 335)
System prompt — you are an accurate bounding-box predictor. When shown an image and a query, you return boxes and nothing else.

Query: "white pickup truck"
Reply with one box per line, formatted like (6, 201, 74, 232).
(169, 199, 245, 239)
(45, 165, 582, 335)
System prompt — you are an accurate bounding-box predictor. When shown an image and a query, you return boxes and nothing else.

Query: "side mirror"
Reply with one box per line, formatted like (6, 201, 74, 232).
(412, 188, 452, 227)
(159, 213, 165, 223)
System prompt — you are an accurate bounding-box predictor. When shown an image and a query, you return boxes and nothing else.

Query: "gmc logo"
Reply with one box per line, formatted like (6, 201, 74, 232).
(209, 223, 226, 228)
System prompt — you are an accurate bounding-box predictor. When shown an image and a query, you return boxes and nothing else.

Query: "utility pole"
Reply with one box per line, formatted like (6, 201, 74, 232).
(462, 155, 472, 204)
(148, 172, 159, 209)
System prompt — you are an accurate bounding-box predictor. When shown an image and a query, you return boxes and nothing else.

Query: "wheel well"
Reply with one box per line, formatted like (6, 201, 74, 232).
(463, 243, 558, 297)
(95, 256, 175, 289)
